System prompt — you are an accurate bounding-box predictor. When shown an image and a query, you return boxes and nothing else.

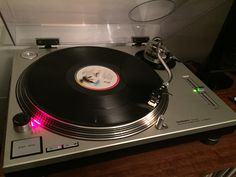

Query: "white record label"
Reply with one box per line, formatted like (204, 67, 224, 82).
(75, 65, 120, 91)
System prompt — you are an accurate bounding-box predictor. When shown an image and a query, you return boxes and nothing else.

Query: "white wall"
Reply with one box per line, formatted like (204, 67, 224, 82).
(164, 0, 233, 63)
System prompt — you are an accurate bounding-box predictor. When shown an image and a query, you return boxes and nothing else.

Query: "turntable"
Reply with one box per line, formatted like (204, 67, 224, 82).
(1, 0, 236, 176)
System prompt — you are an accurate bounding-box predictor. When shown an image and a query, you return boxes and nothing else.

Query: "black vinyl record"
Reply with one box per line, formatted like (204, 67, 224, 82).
(19, 46, 163, 127)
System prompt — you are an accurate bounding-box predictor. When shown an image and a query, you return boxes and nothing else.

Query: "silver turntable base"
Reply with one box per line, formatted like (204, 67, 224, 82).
(2, 45, 236, 174)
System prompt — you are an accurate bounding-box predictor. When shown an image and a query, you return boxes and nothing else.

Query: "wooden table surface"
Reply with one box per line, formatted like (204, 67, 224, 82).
(1, 73, 236, 177)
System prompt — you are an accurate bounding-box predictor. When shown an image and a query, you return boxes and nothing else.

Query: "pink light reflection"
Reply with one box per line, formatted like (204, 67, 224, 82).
(30, 114, 44, 129)
(30, 120, 36, 128)
(33, 119, 41, 125)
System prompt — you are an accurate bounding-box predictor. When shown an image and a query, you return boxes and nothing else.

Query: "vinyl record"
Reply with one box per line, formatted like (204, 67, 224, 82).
(17, 46, 168, 139)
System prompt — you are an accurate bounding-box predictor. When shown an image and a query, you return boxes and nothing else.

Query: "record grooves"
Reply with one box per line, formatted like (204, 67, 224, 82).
(16, 46, 169, 140)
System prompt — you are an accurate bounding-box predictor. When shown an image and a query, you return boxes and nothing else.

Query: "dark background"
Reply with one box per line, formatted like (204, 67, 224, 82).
(196, 0, 236, 90)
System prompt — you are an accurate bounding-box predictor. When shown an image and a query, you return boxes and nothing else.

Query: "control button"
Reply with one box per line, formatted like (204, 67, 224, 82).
(63, 142, 79, 149)
(13, 113, 31, 133)
(21, 50, 38, 60)
(46, 145, 63, 152)
(11, 137, 43, 159)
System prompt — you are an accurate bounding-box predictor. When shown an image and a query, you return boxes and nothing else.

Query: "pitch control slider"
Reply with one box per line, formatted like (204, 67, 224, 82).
(182, 75, 218, 108)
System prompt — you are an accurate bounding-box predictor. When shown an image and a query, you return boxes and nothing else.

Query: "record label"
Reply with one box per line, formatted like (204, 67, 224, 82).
(75, 65, 120, 91)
